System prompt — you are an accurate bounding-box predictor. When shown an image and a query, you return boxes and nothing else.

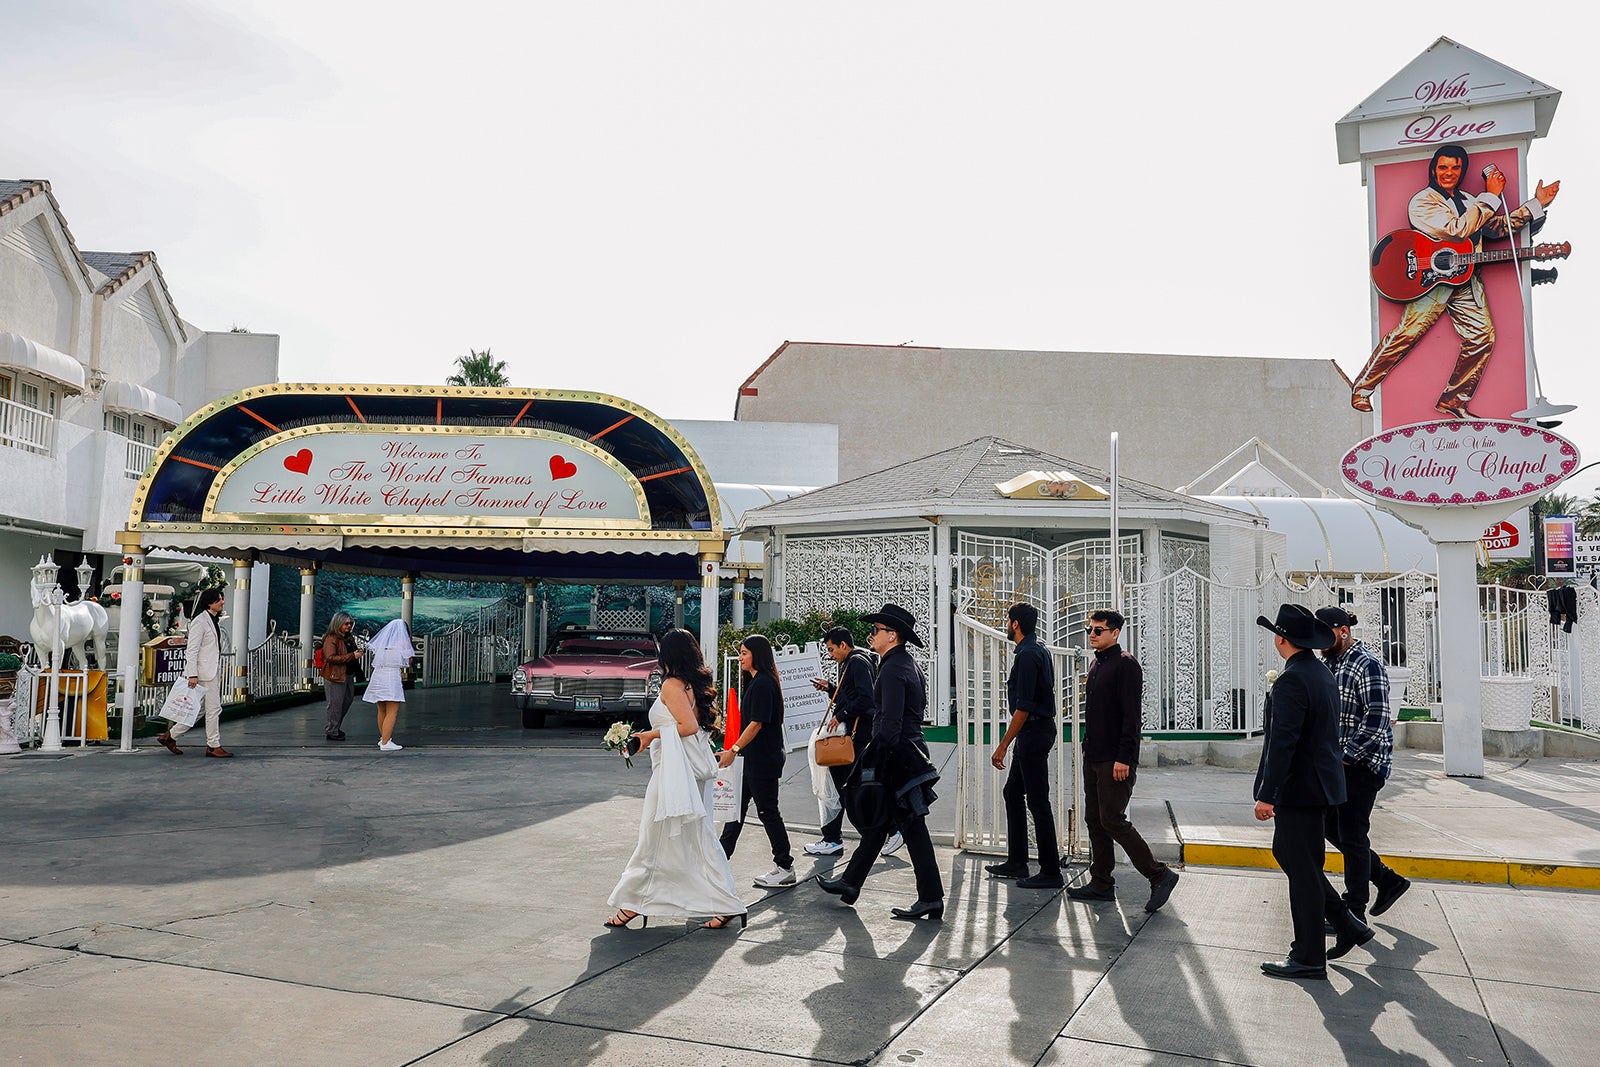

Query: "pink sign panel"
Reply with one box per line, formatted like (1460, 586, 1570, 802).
(1341, 420, 1578, 505)
(1363, 148, 1531, 429)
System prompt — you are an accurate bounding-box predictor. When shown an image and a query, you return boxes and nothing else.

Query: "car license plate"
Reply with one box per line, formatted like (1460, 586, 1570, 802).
(575, 696, 601, 712)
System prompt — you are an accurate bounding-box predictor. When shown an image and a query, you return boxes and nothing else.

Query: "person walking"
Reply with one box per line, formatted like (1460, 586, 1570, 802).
(363, 619, 411, 752)
(1254, 604, 1375, 982)
(804, 626, 876, 857)
(718, 634, 795, 889)
(154, 588, 231, 758)
(1067, 609, 1178, 911)
(986, 602, 1062, 888)
(318, 612, 359, 741)
(817, 603, 944, 921)
(607, 628, 746, 931)
(1315, 607, 1411, 923)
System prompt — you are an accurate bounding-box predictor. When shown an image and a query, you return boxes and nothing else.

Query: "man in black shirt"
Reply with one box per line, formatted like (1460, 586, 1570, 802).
(986, 603, 1062, 888)
(805, 626, 876, 856)
(1068, 609, 1179, 913)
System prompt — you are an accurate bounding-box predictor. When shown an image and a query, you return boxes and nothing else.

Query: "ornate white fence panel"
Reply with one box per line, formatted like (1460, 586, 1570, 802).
(953, 612, 1086, 858)
(418, 599, 522, 688)
(782, 530, 937, 683)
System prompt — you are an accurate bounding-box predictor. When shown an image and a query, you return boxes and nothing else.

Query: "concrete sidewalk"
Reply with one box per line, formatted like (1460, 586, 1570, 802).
(4, 686, 1596, 1065)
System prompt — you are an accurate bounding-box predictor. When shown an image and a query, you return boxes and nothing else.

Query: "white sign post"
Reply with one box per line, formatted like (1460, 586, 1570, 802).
(1342, 420, 1579, 777)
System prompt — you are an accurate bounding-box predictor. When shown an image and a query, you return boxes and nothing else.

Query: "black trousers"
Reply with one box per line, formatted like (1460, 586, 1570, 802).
(1083, 760, 1166, 886)
(842, 812, 944, 902)
(720, 760, 792, 869)
(1324, 763, 1400, 915)
(1004, 718, 1059, 873)
(1273, 804, 1346, 967)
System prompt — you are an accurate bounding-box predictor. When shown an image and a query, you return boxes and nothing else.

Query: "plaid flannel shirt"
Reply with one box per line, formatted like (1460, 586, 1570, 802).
(1328, 639, 1393, 779)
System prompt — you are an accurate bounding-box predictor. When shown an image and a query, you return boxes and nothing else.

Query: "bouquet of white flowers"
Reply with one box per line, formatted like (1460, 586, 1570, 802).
(602, 720, 637, 767)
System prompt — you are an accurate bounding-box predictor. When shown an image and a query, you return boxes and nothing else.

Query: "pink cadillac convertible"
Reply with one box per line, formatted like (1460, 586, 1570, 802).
(510, 628, 662, 729)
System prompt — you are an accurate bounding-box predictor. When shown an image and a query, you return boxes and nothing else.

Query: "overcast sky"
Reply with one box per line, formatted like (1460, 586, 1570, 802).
(6, 2, 1597, 491)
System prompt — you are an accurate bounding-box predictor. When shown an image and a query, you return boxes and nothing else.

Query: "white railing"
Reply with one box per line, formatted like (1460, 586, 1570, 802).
(0, 395, 54, 455)
(124, 437, 157, 479)
(953, 613, 1086, 858)
(418, 599, 521, 688)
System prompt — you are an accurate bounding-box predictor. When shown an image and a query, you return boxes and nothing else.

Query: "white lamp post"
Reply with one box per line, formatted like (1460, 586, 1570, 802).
(41, 586, 65, 752)
(74, 556, 94, 601)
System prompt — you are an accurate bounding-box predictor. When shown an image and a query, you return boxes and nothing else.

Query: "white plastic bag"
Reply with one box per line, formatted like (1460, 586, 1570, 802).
(159, 683, 203, 728)
(808, 728, 841, 826)
(711, 757, 743, 824)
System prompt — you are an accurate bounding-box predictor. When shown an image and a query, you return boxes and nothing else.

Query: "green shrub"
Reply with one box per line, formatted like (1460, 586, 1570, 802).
(0, 652, 21, 671)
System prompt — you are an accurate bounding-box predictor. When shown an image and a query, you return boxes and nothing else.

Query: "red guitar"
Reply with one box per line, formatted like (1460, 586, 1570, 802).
(1369, 229, 1570, 303)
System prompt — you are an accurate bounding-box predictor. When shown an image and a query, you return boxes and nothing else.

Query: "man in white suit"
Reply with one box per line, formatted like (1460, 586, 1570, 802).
(155, 589, 232, 758)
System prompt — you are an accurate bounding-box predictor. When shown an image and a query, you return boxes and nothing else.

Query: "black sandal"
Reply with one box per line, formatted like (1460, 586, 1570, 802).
(603, 909, 647, 929)
(702, 913, 748, 930)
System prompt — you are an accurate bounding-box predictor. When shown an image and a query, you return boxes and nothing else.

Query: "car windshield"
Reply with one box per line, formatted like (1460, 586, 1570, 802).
(550, 634, 656, 656)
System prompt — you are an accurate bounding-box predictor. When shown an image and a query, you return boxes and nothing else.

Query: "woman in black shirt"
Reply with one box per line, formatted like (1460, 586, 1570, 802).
(716, 634, 794, 896)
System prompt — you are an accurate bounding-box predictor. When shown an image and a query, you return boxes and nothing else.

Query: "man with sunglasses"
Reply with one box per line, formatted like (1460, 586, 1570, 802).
(1068, 609, 1179, 912)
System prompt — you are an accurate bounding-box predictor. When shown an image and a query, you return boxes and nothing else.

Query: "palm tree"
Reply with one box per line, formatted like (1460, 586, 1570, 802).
(445, 349, 510, 387)
(1480, 490, 1598, 588)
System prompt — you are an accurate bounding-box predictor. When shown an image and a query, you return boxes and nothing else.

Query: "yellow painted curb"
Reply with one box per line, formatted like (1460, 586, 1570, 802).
(1182, 843, 1600, 889)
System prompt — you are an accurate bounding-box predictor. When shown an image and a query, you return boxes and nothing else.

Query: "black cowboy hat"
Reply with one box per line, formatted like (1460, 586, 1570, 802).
(1256, 603, 1336, 650)
(861, 602, 925, 647)
(1314, 606, 1358, 629)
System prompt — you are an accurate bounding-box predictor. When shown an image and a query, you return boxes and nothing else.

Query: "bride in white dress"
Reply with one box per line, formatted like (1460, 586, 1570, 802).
(606, 628, 747, 931)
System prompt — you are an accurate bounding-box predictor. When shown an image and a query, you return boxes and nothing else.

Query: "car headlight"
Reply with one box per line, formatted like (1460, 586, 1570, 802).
(647, 670, 663, 698)
(511, 670, 527, 694)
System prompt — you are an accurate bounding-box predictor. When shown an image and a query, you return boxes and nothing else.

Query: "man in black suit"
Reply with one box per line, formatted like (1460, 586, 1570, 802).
(1254, 604, 1376, 981)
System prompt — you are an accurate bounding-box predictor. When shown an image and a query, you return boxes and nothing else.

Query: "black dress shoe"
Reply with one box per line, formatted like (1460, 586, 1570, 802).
(326, 732, 347, 741)
(1065, 883, 1116, 902)
(1261, 958, 1327, 981)
(890, 899, 944, 921)
(1327, 914, 1376, 960)
(816, 876, 859, 906)
(1371, 876, 1411, 916)
(985, 861, 1030, 879)
(1145, 869, 1180, 913)
(1016, 872, 1065, 889)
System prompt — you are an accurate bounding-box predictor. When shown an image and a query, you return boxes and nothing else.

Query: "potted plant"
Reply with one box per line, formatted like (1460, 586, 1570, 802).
(0, 652, 21, 698)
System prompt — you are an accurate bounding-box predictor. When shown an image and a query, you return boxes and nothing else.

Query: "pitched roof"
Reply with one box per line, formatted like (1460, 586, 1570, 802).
(740, 436, 1254, 527)
(80, 249, 188, 342)
(0, 179, 93, 286)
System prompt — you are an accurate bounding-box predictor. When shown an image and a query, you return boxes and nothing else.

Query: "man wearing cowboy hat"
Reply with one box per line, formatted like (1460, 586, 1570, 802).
(817, 603, 945, 920)
(1315, 607, 1410, 924)
(1254, 604, 1375, 981)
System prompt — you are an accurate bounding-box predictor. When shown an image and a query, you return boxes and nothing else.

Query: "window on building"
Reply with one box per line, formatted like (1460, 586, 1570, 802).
(132, 420, 148, 443)
(0, 374, 11, 400)
(106, 412, 128, 436)
(19, 382, 39, 409)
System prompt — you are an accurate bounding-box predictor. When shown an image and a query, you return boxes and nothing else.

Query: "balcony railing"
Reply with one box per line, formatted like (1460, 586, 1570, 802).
(0, 395, 54, 455)
(124, 438, 157, 479)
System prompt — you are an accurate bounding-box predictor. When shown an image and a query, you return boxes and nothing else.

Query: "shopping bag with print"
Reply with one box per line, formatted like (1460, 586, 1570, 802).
(158, 683, 203, 728)
(711, 757, 743, 824)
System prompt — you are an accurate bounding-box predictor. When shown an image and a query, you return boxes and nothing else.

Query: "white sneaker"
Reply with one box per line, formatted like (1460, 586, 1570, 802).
(379, 740, 403, 752)
(753, 865, 796, 888)
(883, 831, 905, 856)
(803, 841, 844, 857)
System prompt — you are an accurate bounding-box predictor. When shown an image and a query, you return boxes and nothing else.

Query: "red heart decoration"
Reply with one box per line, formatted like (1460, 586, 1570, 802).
(549, 455, 578, 480)
(284, 448, 313, 475)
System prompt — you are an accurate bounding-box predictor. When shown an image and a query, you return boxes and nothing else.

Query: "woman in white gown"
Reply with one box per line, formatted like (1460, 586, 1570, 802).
(606, 628, 747, 931)
(363, 619, 411, 752)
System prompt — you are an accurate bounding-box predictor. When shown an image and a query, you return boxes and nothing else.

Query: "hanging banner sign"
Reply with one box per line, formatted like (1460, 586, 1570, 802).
(1341, 420, 1578, 506)
(210, 428, 650, 527)
(1544, 515, 1577, 577)
(773, 646, 831, 751)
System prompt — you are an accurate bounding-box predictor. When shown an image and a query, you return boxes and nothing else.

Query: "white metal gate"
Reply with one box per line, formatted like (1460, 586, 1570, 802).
(956, 532, 1142, 648)
(419, 598, 522, 688)
(953, 612, 1086, 858)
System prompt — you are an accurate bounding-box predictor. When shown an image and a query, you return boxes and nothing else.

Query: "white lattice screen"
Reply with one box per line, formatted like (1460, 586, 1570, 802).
(782, 530, 937, 680)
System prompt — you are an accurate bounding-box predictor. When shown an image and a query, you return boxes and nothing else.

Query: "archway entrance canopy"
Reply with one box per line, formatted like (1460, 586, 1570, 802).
(121, 384, 724, 580)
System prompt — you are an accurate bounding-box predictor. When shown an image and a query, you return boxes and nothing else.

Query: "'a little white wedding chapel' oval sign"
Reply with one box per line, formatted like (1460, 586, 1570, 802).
(1341, 420, 1579, 506)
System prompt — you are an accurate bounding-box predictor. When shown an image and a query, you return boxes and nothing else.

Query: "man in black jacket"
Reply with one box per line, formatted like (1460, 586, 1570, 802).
(1067, 609, 1179, 913)
(817, 603, 945, 920)
(805, 626, 876, 856)
(1254, 604, 1376, 981)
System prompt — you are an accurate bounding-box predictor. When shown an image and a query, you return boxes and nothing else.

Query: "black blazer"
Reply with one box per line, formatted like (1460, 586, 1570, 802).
(1253, 650, 1347, 808)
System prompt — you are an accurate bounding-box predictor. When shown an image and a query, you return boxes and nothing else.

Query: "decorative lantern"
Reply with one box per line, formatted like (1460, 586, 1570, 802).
(75, 556, 94, 600)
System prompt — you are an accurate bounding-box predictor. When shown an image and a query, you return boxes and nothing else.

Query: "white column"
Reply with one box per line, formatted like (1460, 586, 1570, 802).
(231, 559, 251, 703)
(523, 579, 537, 660)
(401, 573, 416, 632)
(732, 572, 746, 630)
(699, 554, 721, 662)
(537, 590, 548, 656)
(673, 582, 685, 629)
(933, 520, 952, 726)
(116, 550, 145, 752)
(298, 567, 317, 690)
(41, 588, 65, 752)
(1437, 540, 1485, 777)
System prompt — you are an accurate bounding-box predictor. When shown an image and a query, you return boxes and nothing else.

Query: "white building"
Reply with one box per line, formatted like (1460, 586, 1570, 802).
(0, 178, 279, 638)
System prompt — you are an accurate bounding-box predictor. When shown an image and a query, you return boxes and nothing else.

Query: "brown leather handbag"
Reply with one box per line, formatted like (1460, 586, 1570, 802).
(815, 730, 855, 767)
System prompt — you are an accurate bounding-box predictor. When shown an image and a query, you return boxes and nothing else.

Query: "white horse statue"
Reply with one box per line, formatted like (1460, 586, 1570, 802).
(29, 560, 109, 672)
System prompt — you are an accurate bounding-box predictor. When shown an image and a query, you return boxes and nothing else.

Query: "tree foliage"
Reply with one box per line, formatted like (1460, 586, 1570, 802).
(445, 348, 510, 387)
